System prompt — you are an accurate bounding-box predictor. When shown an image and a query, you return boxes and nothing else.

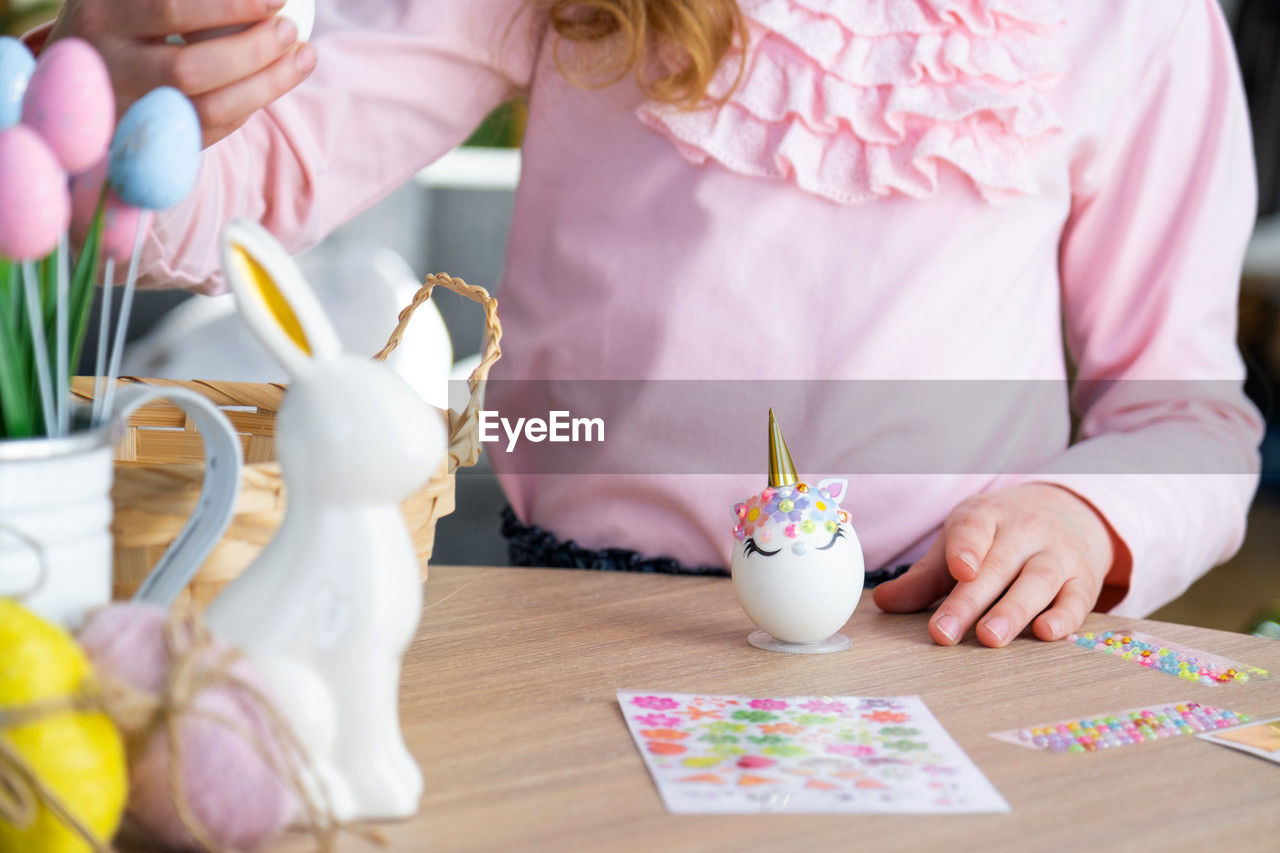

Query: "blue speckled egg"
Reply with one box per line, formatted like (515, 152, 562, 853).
(0, 36, 35, 129)
(108, 86, 201, 210)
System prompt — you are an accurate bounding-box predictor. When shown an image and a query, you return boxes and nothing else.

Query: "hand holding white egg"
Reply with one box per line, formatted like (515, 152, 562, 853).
(278, 0, 316, 41)
(181, 0, 315, 44)
(48, 0, 317, 148)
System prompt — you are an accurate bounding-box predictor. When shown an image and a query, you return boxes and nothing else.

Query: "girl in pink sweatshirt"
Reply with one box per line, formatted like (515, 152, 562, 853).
(48, 0, 1263, 647)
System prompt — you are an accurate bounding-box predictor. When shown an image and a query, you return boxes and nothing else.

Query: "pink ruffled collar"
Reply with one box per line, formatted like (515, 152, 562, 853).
(637, 0, 1067, 205)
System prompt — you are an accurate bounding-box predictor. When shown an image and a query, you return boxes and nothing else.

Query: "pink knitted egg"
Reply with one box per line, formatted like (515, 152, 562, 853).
(70, 158, 153, 262)
(79, 603, 297, 850)
(0, 125, 69, 259)
(21, 37, 114, 174)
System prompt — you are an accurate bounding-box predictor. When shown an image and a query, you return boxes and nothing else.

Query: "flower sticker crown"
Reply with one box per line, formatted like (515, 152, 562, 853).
(732, 410, 851, 551)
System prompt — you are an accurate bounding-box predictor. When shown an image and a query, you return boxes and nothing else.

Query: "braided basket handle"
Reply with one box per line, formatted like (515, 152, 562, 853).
(374, 273, 502, 473)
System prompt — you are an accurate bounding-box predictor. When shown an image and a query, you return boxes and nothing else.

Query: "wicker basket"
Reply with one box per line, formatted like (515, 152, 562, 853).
(73, 273, 501, 607)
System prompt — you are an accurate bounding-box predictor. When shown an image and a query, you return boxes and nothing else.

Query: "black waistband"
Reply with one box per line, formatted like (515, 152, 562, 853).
(500, 505, 910, 588)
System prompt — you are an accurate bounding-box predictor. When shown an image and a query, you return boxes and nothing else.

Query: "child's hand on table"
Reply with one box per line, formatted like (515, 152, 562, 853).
(48, 0, 316, 147)
(873, 484, 1120, 647)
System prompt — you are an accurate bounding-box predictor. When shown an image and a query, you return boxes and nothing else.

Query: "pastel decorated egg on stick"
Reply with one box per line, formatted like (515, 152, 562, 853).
(730, 410, 865, 653)
(70, 158, 155, 425)
(19, 37, 114, 434)
(0, 125, 69, 260)
(108, 86, 201, 211)
(20, 37, 114, 173)
(97, 85, 201, 424)
(0, 125, 68, 430)
(0, 36, 36, 128)
(70, 158, 154, 263)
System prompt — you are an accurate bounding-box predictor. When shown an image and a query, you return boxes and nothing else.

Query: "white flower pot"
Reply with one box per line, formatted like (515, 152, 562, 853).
(0, 387, 243, 628)
(0, 412, 113, 627)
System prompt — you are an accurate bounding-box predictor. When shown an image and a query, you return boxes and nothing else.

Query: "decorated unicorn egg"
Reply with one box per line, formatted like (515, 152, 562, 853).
(730, 410, 864, 653)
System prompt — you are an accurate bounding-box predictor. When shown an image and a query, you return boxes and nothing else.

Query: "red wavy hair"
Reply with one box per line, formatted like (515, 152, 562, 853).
(544, 0, 745, 106)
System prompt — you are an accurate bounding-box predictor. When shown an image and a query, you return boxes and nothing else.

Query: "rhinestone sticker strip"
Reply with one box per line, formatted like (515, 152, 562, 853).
(991, 702, 1249, 753)
(1067, 630, 1270, 685)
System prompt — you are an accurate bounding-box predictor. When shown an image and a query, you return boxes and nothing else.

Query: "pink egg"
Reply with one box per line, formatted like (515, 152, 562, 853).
(21, 37, 114, 174)
(68, 156, 105, 235)
(0, 125, 70, 260)
(70, 157, 153, 262)
(79, 603, 297, 851)
(100, 204, 153, 263)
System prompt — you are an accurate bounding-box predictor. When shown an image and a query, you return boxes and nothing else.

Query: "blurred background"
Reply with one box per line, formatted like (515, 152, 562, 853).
(4, 0, 1278, 635)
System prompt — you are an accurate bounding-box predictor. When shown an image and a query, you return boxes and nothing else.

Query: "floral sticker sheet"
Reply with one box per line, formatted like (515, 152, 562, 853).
(617, 691, 1008, 814)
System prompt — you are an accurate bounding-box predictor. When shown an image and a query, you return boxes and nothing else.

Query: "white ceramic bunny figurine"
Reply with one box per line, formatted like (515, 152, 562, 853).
(204, 220, 445, 820)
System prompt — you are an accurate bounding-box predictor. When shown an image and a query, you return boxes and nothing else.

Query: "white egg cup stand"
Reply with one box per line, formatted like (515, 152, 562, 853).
(747, 630, 852, 655)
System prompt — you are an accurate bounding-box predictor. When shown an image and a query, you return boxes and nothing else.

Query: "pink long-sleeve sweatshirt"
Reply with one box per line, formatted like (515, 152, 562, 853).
(139, 0, 1262, 616)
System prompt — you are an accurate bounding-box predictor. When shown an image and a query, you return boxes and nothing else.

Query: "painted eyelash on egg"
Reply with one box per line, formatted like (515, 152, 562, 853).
(743, 537, 781, 557)
(816, 527, 847, 551)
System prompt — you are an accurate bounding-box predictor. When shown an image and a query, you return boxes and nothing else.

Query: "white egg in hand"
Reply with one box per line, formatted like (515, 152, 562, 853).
(177, 0, 314, 44)
(278, 0, 315, 42)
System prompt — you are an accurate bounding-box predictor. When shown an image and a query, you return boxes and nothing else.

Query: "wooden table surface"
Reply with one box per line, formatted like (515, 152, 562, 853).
(300, 565, 1280, 852)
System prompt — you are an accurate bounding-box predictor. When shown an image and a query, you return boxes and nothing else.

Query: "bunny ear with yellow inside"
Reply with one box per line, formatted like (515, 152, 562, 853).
(220, 219, 342, 376)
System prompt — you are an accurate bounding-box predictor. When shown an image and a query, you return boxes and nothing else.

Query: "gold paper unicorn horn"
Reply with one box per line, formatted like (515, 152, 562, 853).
(768, 408, 798, 488)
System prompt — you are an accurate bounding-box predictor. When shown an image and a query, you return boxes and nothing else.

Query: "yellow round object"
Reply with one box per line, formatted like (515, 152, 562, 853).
(0, 600, 126, 853)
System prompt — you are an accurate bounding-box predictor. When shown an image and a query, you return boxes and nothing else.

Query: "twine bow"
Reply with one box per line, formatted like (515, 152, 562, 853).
(0, 603, 385, 852)
(103, 605, 350, 853)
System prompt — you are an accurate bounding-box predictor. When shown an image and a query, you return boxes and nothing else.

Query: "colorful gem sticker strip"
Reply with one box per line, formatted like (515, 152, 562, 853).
(1067, 630, 1270, 684)
(617, 691, 1008, 814)
(991, 702, 1249, 754)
